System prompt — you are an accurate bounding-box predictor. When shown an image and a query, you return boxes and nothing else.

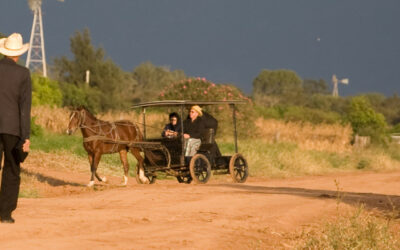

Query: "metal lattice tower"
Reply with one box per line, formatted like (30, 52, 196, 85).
(26, 0, 47, 77)
(332, 74, 339, 97)
(331, 74, 349, 97)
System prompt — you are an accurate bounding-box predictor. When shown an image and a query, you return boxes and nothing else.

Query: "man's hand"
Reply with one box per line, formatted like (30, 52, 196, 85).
(22, 139, 30, 152)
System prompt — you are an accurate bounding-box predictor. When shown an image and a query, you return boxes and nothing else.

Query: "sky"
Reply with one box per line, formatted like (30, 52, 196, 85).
(1, 0, 399, 96)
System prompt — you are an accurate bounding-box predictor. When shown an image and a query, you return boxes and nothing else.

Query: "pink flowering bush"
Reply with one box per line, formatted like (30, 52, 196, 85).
(159, 77, 256, 137)
(159, 77, 250, 103)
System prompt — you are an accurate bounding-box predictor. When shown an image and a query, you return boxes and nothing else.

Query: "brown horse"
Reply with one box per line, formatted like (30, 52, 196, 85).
(67, 107, 150, 186)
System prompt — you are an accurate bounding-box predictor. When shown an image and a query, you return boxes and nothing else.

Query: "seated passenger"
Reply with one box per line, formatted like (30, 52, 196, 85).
(162, 112, 181, 138)
(183, 105, 205, 156)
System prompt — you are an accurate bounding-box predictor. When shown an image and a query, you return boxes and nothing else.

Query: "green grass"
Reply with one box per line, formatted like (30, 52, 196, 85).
(221, 139, 400, 178)
(31, 131, 139, 166)
(30, 132, 400, 179)
(31, 131, 140, 176)
(31, 132, 87, 157)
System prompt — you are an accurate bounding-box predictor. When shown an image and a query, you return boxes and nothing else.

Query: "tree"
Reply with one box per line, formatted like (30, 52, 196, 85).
(53, 28, 136, 111)
(380, 94, 400, 125)
(347, 96, 387, 143)
(252, 69, 303, 106)
(131, 62, 185, 103)
(361, 93, 400, 126)
(303, 78, 329, 95)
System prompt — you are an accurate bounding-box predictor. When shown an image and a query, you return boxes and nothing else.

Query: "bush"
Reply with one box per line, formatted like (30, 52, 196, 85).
(31, 75, 63, 107)
(347, 96, 387, 144)
(389, 123, 400, 134)
(305, 94, 349, 115)
(30, 116, 43, 137)
(256, 105, 343, 124)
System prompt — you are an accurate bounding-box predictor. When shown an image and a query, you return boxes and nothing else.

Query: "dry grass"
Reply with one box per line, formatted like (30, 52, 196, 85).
(32, 106, 71, 133)
(31, 106, 168, 138)
(255, 118, 352, 152)
(33, 106, 353, 150)
(293, 206, 400, 249)
(224, 139, 400, 178)
(99, 109, 168, 138)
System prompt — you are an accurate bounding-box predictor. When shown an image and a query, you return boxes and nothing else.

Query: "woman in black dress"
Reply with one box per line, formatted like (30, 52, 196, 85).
(162, 112, 181, 138)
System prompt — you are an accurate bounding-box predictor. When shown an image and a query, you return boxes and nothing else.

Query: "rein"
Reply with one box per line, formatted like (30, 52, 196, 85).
(69, 110, 141, 147)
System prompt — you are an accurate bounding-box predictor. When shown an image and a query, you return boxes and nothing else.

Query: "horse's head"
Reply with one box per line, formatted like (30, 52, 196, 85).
(67, 107, 85, 135)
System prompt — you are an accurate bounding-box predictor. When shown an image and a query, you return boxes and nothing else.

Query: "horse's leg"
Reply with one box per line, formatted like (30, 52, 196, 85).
(94, 155, 107, 183)
(119, 149, 130, 185)
(87, 153, 95, 187)
(130, 147, 148, 184)
(95, 172, 107, 183)
(88, 153, 102, 187)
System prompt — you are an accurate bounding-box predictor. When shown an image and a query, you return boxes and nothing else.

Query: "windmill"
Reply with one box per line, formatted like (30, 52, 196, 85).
(25, 0, 64, 77)
(331, 74, 349, 97)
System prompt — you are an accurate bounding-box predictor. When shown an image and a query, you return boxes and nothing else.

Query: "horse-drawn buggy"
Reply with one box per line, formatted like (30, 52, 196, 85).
(67, 100, 249, 186)
(131, 100, 249, 184)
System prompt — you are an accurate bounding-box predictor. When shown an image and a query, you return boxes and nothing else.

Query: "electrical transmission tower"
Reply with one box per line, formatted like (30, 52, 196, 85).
(26, 0, 47, 77)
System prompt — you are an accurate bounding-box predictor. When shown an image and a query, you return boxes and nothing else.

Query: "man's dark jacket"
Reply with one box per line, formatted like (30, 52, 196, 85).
(183, 117, 205, 139)
(0, 57, 32, 140)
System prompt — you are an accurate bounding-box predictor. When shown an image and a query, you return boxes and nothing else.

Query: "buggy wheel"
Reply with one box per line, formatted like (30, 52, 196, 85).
(189, 154, 211, 184)
(229, 153, 249, 183)
(176, 176, 192, 184)
(135, 168, 156, 184)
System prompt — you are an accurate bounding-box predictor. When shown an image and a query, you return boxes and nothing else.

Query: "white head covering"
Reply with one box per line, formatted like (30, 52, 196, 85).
(0, 33, 29, 57)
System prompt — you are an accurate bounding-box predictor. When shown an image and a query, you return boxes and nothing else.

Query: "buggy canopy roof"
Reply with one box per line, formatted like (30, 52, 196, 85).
(131, 100, 246, 109)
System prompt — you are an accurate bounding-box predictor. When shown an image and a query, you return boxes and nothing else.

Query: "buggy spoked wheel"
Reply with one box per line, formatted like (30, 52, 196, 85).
(229, 153, 249, 183)
(189, 154, 212, 184)
(135, 168, 156, 184)
(176, 176, 192, 184)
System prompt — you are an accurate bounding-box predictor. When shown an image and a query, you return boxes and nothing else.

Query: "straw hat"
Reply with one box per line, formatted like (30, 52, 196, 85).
(0, 33, 29, 57)
(190, 105, 203, 117)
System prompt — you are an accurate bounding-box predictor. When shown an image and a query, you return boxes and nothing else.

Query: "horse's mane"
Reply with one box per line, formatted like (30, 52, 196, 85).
(76, 107, 133, 126)
(76, 106, 99, 122)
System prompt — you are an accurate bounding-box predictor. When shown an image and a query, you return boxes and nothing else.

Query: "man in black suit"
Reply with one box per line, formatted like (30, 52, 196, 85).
(0, 33, 32, 223)
(0, 142, 3, 170)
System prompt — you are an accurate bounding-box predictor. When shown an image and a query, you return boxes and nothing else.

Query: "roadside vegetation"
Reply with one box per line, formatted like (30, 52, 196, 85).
(292, 182, 400, 250)
(29, 106, 400, 180)
(294, 205, 400, 249)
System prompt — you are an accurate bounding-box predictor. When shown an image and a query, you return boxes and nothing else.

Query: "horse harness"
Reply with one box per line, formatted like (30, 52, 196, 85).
(71, 110, 141, 153)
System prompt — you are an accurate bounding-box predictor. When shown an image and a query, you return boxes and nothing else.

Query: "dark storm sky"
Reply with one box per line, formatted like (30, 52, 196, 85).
(1, 0, 399, 96)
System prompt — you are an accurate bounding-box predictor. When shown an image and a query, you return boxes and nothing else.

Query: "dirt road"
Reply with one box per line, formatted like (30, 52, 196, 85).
(1, 169, 400, 249)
